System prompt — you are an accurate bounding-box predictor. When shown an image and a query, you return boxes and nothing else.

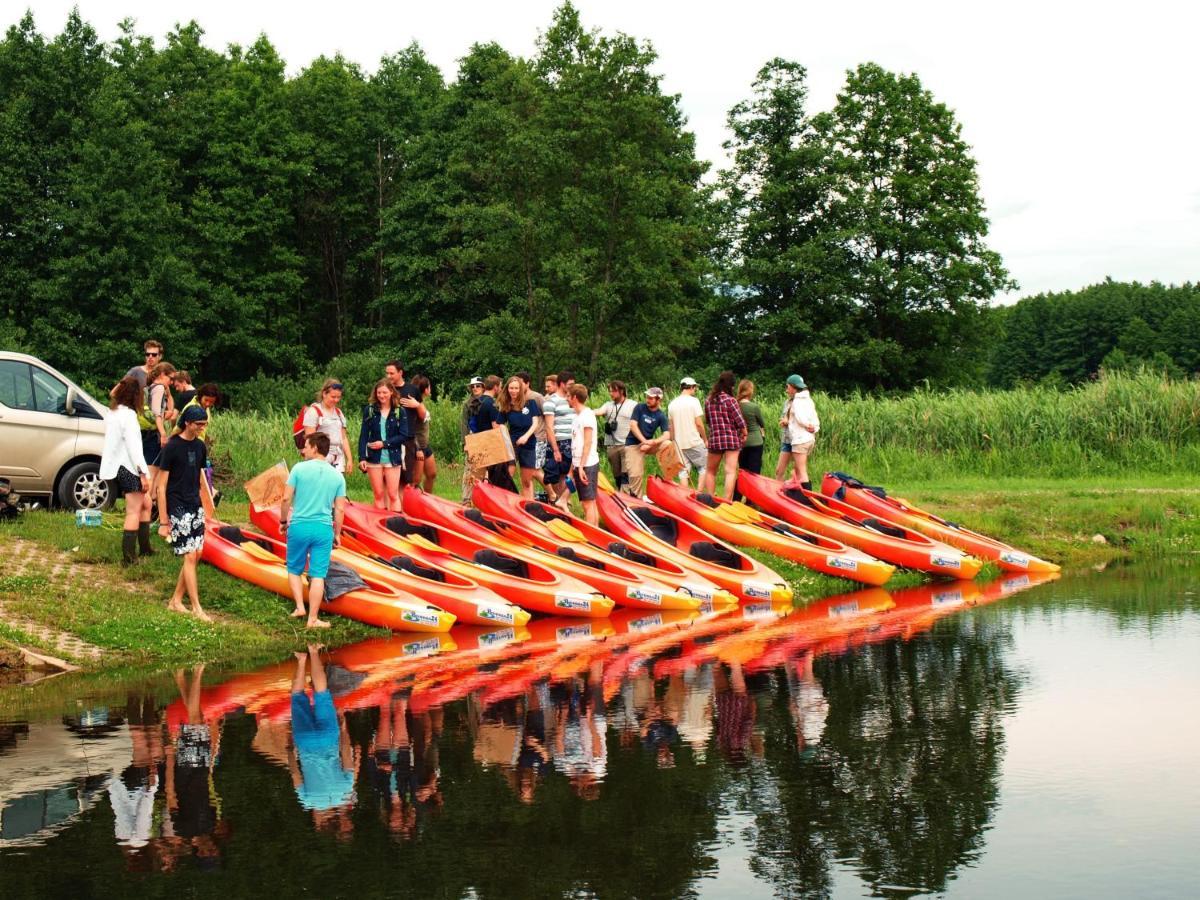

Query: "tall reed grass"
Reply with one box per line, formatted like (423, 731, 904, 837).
(207, 371, 1200, 493)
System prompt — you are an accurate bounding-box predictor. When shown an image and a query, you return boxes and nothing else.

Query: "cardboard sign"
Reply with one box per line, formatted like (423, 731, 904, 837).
(655, 440, 685, 481)
(244, 462, 290, 512)
(464, 428, 515, 472)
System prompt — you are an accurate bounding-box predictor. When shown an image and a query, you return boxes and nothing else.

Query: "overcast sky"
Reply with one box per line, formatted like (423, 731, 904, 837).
(14, 0, 1200, 300)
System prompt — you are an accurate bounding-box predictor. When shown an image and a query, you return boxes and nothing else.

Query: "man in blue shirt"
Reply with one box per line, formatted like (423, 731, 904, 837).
(280, 432, 347, 628)
(624, 387, 670, 498)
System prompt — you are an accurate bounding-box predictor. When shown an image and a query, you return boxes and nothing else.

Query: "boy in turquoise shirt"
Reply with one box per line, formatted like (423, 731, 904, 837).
(280, 432, 347, 628)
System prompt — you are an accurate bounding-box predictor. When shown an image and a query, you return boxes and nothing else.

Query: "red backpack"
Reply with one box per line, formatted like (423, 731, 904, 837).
(292, 406, 309, 450)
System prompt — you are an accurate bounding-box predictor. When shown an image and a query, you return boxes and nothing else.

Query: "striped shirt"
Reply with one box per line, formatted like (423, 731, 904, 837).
(545, 392, 575, 442)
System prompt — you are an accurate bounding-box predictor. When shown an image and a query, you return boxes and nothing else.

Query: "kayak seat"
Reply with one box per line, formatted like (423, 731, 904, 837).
(473, 549, 529, 579)
(388, 555, 446, 583)
(771, 522, 819, 545)
(695, 492, 719, 508)
(526, 503, 562, 522)
(557, 547, 605, 570)
(631, 507, 678, 544)
(607, 542, 657, 567)
(783, 488, 816, 507)
(689, 541, 740, 568)
(218, 525, 273, 553)
(385, 516, 440, 544)
(861, 517, 907, 539)
(464, 508, 500, 532)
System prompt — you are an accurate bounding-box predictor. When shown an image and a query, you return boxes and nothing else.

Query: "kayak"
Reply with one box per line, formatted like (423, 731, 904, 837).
(645, 477, 895, 586)
(472, 481, 737, 607)
(821, 471, 1061, 574)
(249, 505, 531, 629)
(200, 521, 455, 632)
(594, 489, 794, 604)
(405, 487, 700, 612)
(341, 501, 612, 618)
(736, 472, 982, 578)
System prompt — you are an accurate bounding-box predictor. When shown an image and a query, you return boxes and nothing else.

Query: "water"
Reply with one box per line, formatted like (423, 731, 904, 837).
(1, 564, 1198, 899)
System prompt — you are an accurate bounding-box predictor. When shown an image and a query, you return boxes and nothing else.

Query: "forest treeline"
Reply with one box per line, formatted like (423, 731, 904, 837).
(1, 4, 1195, 397)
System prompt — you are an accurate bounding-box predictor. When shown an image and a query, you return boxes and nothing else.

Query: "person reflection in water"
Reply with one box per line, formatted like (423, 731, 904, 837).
(110, 693, 166, 868)
(714, 661, 763, 764)
(553, 663, 608, 800)
(365, 691, 444, 838)
(289, 645, 356, 836)
(786, 652, 829, 756)
(160, 665, 229, 871)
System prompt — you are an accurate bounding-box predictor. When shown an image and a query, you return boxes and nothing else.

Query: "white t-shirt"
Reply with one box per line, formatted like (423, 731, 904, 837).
(303, 403, 348, 472)
(595, 398, 636, 447)
(667, 393, 705, 450)
(571, 407, 599, 468)
(787, 390, 820, 447)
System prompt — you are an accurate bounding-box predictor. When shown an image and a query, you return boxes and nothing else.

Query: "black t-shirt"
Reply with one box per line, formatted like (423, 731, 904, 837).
(398, 383, 422, 436)
(157, 434, 207, 515)
(176, 389, 197, 408)
(474, 394, 499, 433)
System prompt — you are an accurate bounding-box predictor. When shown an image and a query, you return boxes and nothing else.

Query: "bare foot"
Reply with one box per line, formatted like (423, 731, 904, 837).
(306, 618, 331, 629)
(290, 608, 307, 618)
(167, 599, 187, 613)
(191, 608, 213, 623)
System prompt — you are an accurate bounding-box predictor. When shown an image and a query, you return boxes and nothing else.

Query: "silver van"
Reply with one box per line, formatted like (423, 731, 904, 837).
(0, 352, 111, 509)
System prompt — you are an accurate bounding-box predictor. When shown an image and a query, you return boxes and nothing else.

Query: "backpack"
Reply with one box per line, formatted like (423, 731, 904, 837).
(466, 395, 483, 433)
(134, 385, 159, 431)
(294, 404, 345, 451)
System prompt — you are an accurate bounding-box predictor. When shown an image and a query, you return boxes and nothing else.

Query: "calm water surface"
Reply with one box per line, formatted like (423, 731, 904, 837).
(1, 564, 1197, 899)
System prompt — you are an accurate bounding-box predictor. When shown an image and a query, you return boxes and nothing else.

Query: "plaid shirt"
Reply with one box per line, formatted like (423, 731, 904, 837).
(704, 392, 747, 451)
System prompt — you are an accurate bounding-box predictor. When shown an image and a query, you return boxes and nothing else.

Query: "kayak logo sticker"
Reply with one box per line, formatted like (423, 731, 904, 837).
(828, 557, 859, 571)
(402, 637, 443, 655)
(479, 628, 516, 646)
(555, 594, 592, 611)
(999, 551, 1031, 568)
(628, 614, 664, 631)
(680, 583, 715, 600)
(930, 554, 961, 569)
(743, 581, 773, 599)
(402, 610, 442, 628)
(626, 587, 663, 604)
(480, 606, 515, 624)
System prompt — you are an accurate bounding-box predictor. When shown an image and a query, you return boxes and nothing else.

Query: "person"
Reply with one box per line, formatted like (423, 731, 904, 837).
(384, 360, 428, 490)
(734, 380, 765, 502)
(460, 376, 484, 440)
(154, 405, 211, 621)
(499, 375, 543, 499)
(172, 371, 196, 409)
(774, 392, 795, 481)
(783, 374, 820, 490)
(701, 370, 747, 500)
(595, 381, 636, 491)
(358, 379, 407, 511)
(101, 376, 152, 566)
(542, 371, 575, 509)
(410, 375, 438, 493)
(667, 377, 708, 486)
(624, 387, 669, 498)
(516, 371, 550, 491)
(568, 384, 600, 526)
(142, 361, 176, 469)
(468, 375, 516, 494)
(303, 379, 353, 474)
(174, 383, 221, 433)
(280, 432, 347, 629)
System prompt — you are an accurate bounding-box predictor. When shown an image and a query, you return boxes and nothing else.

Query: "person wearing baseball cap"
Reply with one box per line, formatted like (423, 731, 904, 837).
(153, 404, 211, 622)
(624, 387, 670, 497)
(667, 377, 707, 485)
(460, 376, 485, 442)
(783, 374, 820, 490)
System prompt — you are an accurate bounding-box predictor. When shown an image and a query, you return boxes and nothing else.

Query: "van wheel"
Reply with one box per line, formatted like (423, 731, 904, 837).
(58, 462, 113, 511)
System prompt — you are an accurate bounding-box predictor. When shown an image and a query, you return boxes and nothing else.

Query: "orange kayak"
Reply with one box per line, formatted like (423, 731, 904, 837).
(472, 482, 735, 607)
(595, 489, 794, 605)
(201, 521, 455, 632)
(737, 472, 982, 578)
(248, 504, 531, 629)
(341, 501, 612, 618)
(821, 471, 1061, 574)
(645, 477, 895, 585)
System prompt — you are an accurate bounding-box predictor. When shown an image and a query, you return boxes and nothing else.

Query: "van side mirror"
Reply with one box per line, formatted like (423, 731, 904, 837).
(65, 386, 78, 416)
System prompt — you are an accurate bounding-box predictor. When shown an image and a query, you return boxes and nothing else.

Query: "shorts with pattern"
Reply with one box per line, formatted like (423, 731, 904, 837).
(114, 465, 143, 495)
(543, 440, 572, 485)
(534, 439, 548, 469)
(168, 507, 205, 556)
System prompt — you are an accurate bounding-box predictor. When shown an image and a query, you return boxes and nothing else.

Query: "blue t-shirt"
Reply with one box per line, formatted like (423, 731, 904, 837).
(473, 395, 499, 433)
(499, 398, 542, 438)
(287, 459, 347, 525)
(626, 403, 668, 446)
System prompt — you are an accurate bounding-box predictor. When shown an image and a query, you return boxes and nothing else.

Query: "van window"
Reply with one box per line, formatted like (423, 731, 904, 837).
(0, 360, 34, 409)
(30, 366, 69, 414)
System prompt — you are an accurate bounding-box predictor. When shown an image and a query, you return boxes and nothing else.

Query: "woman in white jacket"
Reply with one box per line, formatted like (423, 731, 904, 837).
(101, 376, 152, 565)
(783, 374, 819, 491)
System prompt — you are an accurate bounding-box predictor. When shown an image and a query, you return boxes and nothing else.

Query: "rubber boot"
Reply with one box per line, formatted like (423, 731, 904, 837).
(138, 521, 155, 557)
(122, 530, 138, 566)
(801, 481, 812, 492)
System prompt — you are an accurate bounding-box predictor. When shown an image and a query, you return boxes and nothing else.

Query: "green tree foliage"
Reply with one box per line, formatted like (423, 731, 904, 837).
(988, 280, 1200, 386)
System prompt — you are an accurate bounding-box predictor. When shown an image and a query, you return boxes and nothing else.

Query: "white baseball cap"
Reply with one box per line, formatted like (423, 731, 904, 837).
(680, 377, 698, 387)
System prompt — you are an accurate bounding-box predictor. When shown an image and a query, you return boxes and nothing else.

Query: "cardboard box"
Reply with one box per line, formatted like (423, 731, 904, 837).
(655, 440, 685, 481)
(244, 462, 290, 512)
(464, 427, 515, 472)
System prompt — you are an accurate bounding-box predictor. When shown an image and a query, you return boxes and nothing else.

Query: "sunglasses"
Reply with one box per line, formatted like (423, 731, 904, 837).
(145, 351, 161, 358)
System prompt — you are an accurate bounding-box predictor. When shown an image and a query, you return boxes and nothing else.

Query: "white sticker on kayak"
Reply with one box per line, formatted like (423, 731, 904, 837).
(828, 556, 859, 572)
(402, 637, 443, 655)
(479, 606, 515, 625)
(628, 614, 664, 632)
(402, 610, 442, 628)
(743, 580, 774, 599)
(680, 583, 715, 601)
(626, 587, 663, 604)
(999, 551, 1031, 568)
(829, 600, 861, 618)
(931, 590, 965, 607)
(479, 628, 516, 646)
(930, 554, 962, 570)
(555, 594, 593, 612)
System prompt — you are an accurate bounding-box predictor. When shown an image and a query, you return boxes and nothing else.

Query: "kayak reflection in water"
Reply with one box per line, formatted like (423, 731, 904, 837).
(289, 646, 356, 837)
(160, 666, 229, 871)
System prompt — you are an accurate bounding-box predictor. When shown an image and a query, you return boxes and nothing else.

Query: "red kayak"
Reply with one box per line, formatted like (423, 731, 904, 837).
(736, 471, 982, 578)
(821, 471, 1061, 574)
(594, 488, 794, 604)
